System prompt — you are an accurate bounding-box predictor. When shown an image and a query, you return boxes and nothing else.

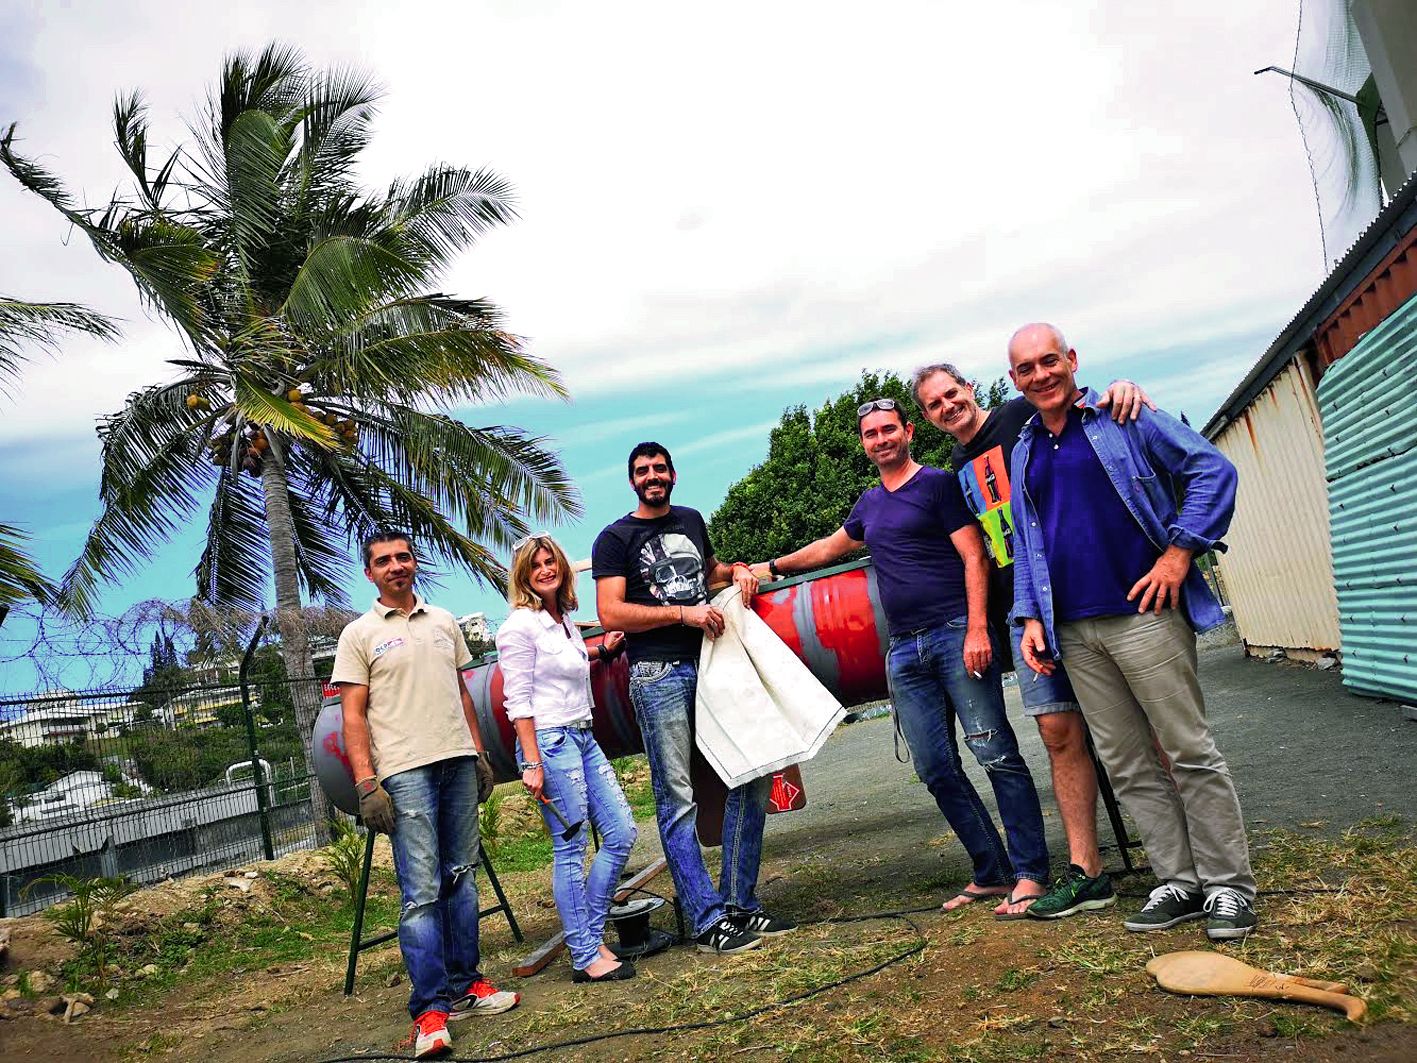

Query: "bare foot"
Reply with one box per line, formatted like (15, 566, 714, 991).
(583, 955, 623, 978)
(993, 879, 1046, 917)
(597, 944, 618, 962)
(941, 883, 1011, 911)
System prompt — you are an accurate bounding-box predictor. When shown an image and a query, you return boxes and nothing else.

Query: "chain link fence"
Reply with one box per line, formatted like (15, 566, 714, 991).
(0, 663, 328, 917)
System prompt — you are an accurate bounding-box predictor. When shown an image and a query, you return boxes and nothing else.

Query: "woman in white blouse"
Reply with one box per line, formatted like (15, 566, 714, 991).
(495, 534, 638, 982)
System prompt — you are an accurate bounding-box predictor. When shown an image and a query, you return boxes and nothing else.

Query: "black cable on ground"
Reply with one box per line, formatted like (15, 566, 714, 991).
(317, 881, 1354, 1062)
(317, 907, 931, 1063)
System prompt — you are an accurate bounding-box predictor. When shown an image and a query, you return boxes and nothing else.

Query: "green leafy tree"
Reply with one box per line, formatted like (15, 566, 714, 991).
(0, 738, 103, 827)
(3, 45, 580, 837)
(710, 369, 1009, 563)
(0, 298, 119, 608)
(126, 718, 304, 793)
(130, 663, 190, 714)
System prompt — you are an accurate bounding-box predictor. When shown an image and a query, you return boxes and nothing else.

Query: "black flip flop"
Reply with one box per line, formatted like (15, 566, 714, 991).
(994, 889, 1042, 921)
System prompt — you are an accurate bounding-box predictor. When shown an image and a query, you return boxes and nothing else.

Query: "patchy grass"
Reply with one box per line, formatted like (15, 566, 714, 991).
(8, 814, 1415, 1063)
(614, 754, 656, 819)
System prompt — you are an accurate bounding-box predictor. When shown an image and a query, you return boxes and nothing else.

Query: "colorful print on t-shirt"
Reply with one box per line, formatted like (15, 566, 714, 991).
(957, 446, 1016, 567)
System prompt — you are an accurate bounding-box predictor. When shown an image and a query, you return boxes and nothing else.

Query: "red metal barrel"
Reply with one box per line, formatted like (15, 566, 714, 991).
(463, 559, 889, 783)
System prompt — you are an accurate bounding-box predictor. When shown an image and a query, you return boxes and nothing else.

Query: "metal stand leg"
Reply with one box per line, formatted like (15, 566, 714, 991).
(1086, 729, 1138, 873)
(344, 828, 377, 996)
(479, 852, 523, 943)
(341, 831, 530, 994)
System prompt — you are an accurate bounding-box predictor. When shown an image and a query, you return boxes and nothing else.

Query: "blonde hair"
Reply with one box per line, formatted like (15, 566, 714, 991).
(506, 535, 578, 613)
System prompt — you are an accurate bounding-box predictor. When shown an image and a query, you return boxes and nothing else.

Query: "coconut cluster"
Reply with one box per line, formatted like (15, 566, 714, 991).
(194, 386, 360, 477)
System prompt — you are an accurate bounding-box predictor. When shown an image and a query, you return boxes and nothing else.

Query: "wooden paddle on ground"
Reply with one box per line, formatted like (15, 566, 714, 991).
(1147, 951, 1366, 1021)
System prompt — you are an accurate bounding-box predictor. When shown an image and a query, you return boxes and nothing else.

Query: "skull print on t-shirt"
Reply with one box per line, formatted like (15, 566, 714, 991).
(639, 531, 706, 605)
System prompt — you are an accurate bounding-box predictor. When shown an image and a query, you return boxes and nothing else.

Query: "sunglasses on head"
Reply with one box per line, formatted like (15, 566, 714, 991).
(857, 398, 900, 418)
(511, 532, 552, 554)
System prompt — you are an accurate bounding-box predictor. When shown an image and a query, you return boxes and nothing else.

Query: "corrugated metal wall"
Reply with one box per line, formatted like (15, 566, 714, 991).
(1315, 225, 1417, 367)
(1212, 359, 1341, 654)
(1319, 291, 1417, 704)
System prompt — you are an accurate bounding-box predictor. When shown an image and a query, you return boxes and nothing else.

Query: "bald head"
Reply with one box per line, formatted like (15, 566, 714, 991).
(1007, 321, 1080, 419)
(1007, 322, 1068, 366)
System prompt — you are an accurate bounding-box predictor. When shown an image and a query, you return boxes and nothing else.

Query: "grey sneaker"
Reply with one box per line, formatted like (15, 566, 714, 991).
(1027, 864, 1117, 920)
(1123, 883, 1205, 932)
(1204, 888, 1258, 941)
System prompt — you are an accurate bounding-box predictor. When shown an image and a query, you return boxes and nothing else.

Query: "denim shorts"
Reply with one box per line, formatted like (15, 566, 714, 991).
(1010, 624, 1080, 717)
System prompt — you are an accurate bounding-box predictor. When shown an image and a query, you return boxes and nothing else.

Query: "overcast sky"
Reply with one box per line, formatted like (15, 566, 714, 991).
(0, 1, 1333, 690)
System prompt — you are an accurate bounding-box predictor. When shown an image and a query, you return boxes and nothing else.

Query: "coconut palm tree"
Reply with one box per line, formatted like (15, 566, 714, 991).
(2, 44, 580, 836)
(0, 297, 119, 608)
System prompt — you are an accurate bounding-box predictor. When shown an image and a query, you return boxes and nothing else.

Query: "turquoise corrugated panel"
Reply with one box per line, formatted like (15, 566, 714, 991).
(1318, 290, 1417, 703)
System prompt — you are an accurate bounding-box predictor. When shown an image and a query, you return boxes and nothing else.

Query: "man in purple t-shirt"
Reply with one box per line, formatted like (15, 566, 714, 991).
(751, 401, 1048, 917)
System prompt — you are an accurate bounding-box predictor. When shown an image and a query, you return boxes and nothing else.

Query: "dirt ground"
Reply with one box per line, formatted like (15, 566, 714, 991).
(3, 643, 1415, 1061)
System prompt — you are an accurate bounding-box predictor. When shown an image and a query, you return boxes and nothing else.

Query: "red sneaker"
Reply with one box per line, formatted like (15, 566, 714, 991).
(407, 1010, 452, 1058)
(449, 977, 521, 1020)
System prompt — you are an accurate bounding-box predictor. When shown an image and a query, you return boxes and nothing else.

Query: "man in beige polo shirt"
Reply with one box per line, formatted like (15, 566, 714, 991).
(333, 530, 518, 1060)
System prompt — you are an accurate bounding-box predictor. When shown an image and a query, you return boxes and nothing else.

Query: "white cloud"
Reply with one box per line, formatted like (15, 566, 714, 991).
(0, 1, 1339, 624)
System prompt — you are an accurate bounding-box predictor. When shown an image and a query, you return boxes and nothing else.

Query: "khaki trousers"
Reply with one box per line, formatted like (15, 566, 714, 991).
(1057, 609, 1255, 900)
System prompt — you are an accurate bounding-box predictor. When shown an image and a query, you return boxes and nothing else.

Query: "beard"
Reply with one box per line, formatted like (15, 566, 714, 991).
(634, 478, 675, 506)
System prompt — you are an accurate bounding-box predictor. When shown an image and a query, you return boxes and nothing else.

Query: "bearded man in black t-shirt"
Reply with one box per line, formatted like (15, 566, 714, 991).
(592, 441, 797, 955)
(913, 362, 1152, 920)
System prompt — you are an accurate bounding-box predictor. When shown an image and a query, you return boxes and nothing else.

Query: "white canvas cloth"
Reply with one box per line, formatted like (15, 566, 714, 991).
(695, 586, 846, 788)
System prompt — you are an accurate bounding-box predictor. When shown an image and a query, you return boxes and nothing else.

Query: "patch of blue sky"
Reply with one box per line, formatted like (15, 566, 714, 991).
(1, 313, 1284, 695)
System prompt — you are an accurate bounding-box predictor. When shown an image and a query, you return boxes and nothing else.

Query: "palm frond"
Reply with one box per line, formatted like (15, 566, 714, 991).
(93, 379, 211, 490)
(354, 406, 581, 541)
(215, 43, 306, 140)
(62, 400, 213, 617)
(109, 216, 218, 336)
(223, 108, 295, 275)
(0, 296, 119, 393)
(0, 522, 56, 608)
(2, 128, 215, 344)
(293, 67, 381, 206)
(327, 295, 565, 404)
(194, 471, 271, 610)
(376, 165, 517, 273)
(279, 235, 424, 333)
(232, 369, 337, 446)
(283, 468, 353, 604)
(186, 43, 305, 243)
(113, 91, 182, 211)
(313, 454, 505, 588)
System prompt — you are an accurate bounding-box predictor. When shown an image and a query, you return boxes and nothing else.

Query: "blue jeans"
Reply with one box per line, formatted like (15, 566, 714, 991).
(887, 618, 1049, 886)
(383, 756, 483, 1018)
(517, 725, 638, 970)
(629, 659, 771, 937)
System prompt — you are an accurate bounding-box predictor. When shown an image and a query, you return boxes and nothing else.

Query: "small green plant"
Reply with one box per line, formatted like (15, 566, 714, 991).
(995, 967, 1039, 992)
(326, 816, 367, 897)
(479, 790, 505, 859)
(24, 873, 137, 988)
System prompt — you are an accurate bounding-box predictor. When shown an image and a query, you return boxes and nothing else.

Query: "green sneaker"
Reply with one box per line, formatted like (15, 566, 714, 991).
(1027, 864, 1117, 920)
(1204, 888, 1258, 941)
(1123, 883, 1205, 932)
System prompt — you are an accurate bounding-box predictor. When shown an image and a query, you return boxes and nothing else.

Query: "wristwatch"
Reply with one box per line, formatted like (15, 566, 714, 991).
(768, 558, 781, 578)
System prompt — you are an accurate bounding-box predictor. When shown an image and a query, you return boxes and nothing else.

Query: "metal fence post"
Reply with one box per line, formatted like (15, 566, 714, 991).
(238, 616, 276, 862)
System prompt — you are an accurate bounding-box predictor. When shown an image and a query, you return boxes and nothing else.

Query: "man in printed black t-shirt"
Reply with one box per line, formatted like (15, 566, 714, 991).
(913, 362, 1152, 919)
(593, 441, 796, 955)
(752, 401, 1049, 918)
